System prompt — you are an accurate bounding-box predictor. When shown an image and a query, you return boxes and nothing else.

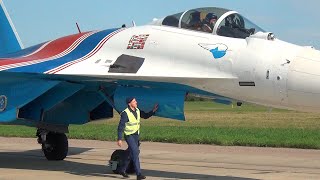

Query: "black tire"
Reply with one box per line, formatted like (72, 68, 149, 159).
(42, 133, 68, 161)
(110, 149, 135, 174)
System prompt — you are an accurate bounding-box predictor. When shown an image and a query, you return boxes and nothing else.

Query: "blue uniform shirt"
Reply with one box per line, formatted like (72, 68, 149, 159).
(117, 106, 155, 140)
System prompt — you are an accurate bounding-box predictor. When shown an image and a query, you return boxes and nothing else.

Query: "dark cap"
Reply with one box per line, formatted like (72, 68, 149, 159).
(205, 13, 217, 22)
(126, 97, 135, 104)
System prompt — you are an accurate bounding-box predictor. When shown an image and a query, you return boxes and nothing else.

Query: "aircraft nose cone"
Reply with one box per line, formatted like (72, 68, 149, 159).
(287, 48, 320, 112)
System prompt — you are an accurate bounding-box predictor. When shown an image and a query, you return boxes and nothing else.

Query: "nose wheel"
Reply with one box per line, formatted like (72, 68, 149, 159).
(38, 131, 68, 161)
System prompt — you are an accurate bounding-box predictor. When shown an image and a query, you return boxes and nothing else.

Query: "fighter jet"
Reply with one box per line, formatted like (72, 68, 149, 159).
(0, 3, 319, 161)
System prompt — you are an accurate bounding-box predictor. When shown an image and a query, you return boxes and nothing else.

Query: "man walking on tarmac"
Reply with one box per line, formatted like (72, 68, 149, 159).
(117, 97, 158, 180)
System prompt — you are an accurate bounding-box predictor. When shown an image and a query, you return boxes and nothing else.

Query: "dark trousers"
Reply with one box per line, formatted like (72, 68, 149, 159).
(121, 134, 141, 175)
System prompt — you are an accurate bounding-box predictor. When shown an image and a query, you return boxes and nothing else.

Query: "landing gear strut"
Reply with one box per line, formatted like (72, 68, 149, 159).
(37, 130, 68, 161)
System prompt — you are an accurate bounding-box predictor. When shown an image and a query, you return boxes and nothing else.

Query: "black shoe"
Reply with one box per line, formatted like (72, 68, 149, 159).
(120, 172, 129, 178)
(137, 174, 146, 180)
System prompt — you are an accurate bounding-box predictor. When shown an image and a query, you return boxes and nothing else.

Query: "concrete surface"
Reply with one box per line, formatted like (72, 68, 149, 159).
(0, 137, 319, 180)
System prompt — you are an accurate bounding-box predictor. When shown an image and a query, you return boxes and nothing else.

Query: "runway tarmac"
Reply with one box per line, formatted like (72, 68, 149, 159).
(0, 137, 319, 180)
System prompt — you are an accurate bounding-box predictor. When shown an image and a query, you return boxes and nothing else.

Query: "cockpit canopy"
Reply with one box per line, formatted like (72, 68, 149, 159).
(151, 7, 265, 39)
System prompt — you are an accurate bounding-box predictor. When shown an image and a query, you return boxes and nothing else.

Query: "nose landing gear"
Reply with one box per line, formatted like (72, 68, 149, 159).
(37, 130, 68, 161)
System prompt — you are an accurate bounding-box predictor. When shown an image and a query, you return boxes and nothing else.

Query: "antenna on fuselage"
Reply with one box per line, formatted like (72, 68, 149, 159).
(76, 22, 82, 34)
(132, 20, 136, 27)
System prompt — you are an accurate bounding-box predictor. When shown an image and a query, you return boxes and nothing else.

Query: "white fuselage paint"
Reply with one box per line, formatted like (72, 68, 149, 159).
(57, 25, 320, 113)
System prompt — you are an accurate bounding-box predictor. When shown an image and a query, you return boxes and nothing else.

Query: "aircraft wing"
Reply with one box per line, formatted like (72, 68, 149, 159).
(0, 71, 233, 131)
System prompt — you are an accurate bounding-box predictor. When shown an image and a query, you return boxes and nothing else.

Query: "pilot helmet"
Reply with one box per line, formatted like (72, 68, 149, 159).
(204, 13, 218, 25)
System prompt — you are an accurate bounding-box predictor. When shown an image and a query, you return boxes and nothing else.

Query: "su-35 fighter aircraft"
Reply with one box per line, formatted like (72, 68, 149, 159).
(0, 2, 319, 160)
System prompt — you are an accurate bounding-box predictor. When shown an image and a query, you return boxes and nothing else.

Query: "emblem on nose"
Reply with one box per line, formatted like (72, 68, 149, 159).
(199, 43, 228, 59)
(0, 95, 7, 112)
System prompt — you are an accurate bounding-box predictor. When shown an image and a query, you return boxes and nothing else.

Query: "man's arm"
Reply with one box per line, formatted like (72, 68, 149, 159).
(140, 110, 155, 119)
(140, 104, 159, 119)
(117, 112, 129, 141)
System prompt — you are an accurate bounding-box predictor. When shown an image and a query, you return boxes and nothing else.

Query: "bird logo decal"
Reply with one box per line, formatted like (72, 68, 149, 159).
(199, 43, 228, 59)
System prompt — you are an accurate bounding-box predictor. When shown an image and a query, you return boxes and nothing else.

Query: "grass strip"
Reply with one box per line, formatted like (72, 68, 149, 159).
(1, 124, 319, 149)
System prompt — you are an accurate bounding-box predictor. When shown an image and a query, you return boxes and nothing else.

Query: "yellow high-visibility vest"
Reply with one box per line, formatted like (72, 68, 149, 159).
(123, 108, 140, 136)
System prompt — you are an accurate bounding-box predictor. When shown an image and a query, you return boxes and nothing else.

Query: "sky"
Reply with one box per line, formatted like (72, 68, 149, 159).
(3, 0, 320, 48)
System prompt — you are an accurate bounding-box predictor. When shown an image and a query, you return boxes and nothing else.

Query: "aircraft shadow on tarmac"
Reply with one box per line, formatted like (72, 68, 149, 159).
(0, 147, 257, 180)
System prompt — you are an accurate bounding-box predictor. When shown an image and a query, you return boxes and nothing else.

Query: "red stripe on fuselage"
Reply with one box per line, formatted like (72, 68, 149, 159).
(0, 32, 91, 66)
(48, 29, 124, 74)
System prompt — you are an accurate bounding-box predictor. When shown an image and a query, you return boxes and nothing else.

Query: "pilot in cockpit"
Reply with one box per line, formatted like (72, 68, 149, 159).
(201, 13, 218, 33)
(187, 11, 202, 30)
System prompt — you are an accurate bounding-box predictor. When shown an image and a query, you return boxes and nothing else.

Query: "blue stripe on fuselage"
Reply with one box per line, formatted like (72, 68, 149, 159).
(6, 28, 118, 73)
